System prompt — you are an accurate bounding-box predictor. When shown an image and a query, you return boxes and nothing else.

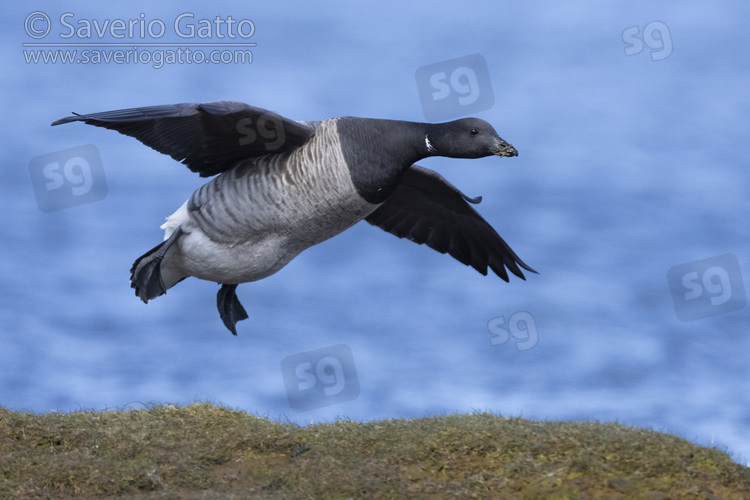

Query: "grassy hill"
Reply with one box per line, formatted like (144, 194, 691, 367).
(1, 403, 748, 499)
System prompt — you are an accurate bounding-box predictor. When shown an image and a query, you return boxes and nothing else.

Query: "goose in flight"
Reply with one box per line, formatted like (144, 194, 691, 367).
(52, 101, 535, 335)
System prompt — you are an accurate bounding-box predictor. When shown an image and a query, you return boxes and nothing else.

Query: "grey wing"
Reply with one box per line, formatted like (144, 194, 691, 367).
(51, 101, 316, 177)
(365, 165, 536, 281)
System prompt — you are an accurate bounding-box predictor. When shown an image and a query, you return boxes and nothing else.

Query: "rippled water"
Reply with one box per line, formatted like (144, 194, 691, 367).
(2, 1, 749, 463)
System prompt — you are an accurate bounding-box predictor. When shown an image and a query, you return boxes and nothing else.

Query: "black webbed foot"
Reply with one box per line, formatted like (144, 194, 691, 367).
(217, 283, 248, 335)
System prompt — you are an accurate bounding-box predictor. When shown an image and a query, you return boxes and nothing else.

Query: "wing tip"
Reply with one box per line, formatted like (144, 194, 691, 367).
(51, 112, 82, 126)
(519, 261, 539, 275)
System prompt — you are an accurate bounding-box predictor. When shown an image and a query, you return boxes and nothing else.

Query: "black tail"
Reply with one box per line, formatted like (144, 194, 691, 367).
(130, 228, 183, 303)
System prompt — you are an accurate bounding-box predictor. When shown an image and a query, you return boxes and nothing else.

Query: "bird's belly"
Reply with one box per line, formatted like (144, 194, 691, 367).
(165, 158, 379, 284)
(173, 229, 294, 284)
(176, 204, 374, 284)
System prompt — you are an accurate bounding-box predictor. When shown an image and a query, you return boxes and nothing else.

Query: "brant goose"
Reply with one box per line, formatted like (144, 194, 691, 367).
(52, 101, 535, 334)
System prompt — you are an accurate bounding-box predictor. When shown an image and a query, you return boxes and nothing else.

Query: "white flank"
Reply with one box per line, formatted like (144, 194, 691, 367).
(160, 200, 190, 241)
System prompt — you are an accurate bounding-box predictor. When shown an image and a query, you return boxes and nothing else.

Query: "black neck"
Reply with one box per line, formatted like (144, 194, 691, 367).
(336, 118, 433, 204)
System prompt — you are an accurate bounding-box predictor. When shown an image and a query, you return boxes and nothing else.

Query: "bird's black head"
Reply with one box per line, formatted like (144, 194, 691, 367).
(425, 118, 518, 159)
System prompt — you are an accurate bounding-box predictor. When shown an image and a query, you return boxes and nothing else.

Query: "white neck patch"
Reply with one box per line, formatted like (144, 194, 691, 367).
(425, 134, 437, 153)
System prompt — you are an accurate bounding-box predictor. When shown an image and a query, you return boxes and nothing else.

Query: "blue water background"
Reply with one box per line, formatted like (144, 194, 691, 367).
(2, 2, 749, 463)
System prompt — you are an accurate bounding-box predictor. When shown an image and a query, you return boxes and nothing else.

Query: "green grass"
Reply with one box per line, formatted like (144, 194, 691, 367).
(0, 402, 748, 499)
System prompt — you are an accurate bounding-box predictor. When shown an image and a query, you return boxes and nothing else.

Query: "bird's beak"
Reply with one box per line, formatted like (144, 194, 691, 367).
(492, 142, 518, 158)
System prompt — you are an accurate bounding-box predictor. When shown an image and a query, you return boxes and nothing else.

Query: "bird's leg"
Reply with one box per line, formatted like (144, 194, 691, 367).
(217, 284, 248, 335)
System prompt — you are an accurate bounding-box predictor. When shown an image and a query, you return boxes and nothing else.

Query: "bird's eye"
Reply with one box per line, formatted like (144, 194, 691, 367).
(470, 128, 479, 136)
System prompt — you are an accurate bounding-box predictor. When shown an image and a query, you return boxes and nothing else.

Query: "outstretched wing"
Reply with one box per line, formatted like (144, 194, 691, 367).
(52, 101, 316, 177)
(365, 165, 536, 281)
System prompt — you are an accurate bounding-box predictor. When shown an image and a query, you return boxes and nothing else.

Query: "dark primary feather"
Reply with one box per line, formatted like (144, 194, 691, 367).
(51, 101, 316, 177)
(365, 165, 537, 281)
